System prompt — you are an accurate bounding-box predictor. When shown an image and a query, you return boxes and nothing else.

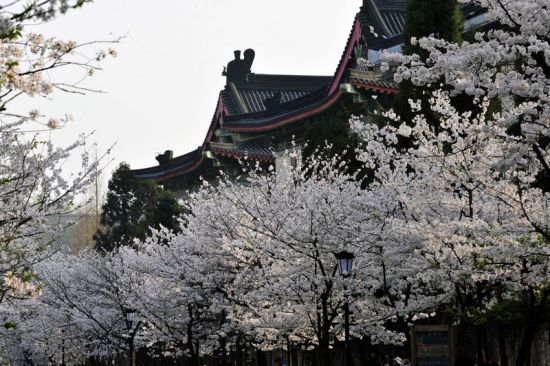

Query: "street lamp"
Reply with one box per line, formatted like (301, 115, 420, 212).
(126, 309, 136, 326)
(335, 250, 354, 366)
(125, 308, 137, 366)
(335, 250, 354, 278)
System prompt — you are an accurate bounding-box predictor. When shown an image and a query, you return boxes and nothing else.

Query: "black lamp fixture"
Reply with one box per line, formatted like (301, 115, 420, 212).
(335, 250, 355, 277)
(125, 308, 137, 326)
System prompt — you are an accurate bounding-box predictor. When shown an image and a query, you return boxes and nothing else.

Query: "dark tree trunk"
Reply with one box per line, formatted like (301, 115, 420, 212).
(319, 296, 332, 366)
(515, 289, 549, 366)
(256, 349, 267, 366)
(318, 332, 331, 366)
(187, 305, 200, 366)
(313, 299, 330, 366)
(515, 320, 537, 366)
(498, 323, 509, 366)
(219, 336, 228, 366)
(476, 325, 487, 365)
(235, 335, 243, 366)
(286, 336, 292, 366)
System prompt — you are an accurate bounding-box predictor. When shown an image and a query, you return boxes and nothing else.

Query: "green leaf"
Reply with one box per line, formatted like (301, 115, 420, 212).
(4, 321, 17, 329)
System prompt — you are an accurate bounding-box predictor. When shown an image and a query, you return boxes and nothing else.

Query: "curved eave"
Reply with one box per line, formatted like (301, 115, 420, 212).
(202, 93, 227, 147)
(155, 155, 207, 183)
(329, 18, 362, 95)
(210, 147, 275, 163)
(222, 91, 342, 133)
(134, 155, 207, 183)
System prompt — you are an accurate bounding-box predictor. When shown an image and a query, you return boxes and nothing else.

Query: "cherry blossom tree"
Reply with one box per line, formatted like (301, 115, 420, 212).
(165, 155, 445, 366)
(0, 295, 89, 365)
(36, 250, 148, 360)
(5, 2, 550, 366)
(0, 0, 116, 302)
(0, 249, 152, 364)
(0, 2, 119, 362)
(126, 231, 232, 366)
(353, 1, 550, 364)
(0, 0, 94, 37)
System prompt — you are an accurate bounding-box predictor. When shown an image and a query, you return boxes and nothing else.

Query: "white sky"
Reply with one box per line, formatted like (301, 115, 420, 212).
(17, 0, 362, 180)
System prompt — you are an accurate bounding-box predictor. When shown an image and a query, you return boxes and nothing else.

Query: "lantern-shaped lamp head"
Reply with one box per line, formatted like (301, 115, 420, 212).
(126, 308, 137, 323)
(335, 250, 354, 277)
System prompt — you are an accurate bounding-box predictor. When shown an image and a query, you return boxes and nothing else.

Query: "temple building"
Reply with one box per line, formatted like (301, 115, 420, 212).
(132, 0, 487, 194)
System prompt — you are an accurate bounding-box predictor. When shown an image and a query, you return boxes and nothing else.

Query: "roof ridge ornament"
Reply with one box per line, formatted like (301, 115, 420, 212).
(222, 48, 255, 85)
(156, 150, 173, 166)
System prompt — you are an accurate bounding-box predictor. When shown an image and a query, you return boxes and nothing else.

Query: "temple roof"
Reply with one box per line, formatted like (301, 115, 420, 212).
(132, 1, 487, 186)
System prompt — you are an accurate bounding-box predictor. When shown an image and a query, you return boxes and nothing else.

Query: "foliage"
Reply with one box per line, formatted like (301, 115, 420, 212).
(402, 0, 463, 57)
(0, 0, 94, 38)
(93, 163, 183, 252)
(0, 0, 116, 303)
(2, 1, 550, 366)
(393, 0, 464, 133)
(368, 0, 550, 364)
(302, 112, 364, 180)
(0, 126, 101, 300)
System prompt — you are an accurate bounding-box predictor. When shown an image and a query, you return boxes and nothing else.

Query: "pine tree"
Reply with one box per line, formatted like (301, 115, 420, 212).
(403, 0, 463, 58)
(93, 163, 183, 252)
(302, 111, 373, 186)
(393, 0, 464, 131)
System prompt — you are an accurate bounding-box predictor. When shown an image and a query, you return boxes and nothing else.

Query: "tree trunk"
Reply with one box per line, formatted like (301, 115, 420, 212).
(256, 349, 267, 366)
(498, 323, 509, 366)
(187, 305, 200, 366)
(497, 324, 508, 366)
(515, 320, 537, 366)
(319, 297, 332, 366)
(235, 335, 243, 366)
(516, 289, 549, 366)
(286, 336, 292, 366)
(476, 325, 486, 365)
(220, 336, 228, 366)
(318, 334, 331, 366)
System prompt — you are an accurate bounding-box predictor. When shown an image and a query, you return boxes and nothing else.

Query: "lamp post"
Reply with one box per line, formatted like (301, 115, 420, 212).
(335, 250, 354, 366)
(125, 308, 137, 366)
(61, 328, 66, 366)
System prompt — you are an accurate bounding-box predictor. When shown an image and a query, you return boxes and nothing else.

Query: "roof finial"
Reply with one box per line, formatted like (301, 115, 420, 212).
(224, 48, 255, 85)
(155, 150, 173, 166)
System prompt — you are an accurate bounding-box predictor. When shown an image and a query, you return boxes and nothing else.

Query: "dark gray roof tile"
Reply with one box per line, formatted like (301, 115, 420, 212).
(222, 74, 332, 116)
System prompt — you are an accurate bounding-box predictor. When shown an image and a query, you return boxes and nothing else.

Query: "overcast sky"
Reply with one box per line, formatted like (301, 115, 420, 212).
(17, 0, 362, 180)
